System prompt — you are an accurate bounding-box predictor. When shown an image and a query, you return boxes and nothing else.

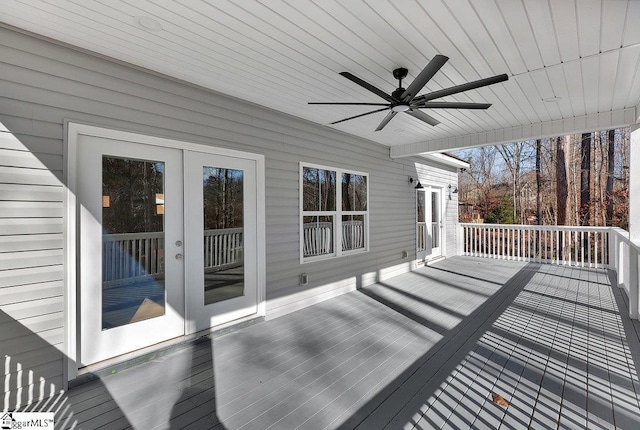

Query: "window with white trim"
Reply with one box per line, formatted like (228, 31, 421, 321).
(300, 163, 368, 262)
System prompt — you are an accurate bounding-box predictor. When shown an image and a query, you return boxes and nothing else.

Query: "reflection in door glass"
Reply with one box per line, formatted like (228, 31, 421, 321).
(102, 157, 166, 330)
(203, 167, 244, 305)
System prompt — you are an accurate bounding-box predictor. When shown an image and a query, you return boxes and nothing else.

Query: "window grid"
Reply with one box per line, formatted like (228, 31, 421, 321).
(300, 162, 369, 263)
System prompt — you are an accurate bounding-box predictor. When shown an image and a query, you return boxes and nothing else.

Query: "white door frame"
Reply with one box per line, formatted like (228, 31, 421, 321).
(415, 185, 445, 261)
(65, 122, 266, 380)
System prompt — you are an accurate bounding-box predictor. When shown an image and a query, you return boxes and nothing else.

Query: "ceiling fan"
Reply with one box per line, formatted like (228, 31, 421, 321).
(309, 55, 508, 131)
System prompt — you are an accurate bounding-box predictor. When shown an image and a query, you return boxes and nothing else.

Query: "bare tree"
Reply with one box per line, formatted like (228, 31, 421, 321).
(463, 146, 499, 220)
(495, 142, 534, 223)
(556, 136, 569, 226)
(606, 129, 615, 225)
(556, 136, 569, 259)
(455, 128, 629, 229)
(536, 139, 542, 224)
(580, 133, 592, 225)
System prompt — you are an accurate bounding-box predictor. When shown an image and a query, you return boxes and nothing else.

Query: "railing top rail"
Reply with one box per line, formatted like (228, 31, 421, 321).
(459, 223, 611, 232)
(104, 231, 164, 241)
(610, 227, 640, 250)
(106, 228, 244, 241)
(203, 227, 243, 236)
(303, 222, 332, 228)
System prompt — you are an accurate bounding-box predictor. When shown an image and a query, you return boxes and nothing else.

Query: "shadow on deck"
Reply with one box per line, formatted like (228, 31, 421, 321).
(53, 256, 640, 429)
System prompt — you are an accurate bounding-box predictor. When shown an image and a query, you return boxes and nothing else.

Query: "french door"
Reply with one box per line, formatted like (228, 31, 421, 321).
(77, 134, 260, 366)
(429, 188, 442, 257)
(184, 151, 258, 334)
(416, 187, 442, 261)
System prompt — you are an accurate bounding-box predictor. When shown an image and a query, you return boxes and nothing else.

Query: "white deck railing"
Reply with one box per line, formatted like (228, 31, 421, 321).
(103, 231, 165, 283)
(203, 227, 244, 272)
(609, 228, 640, 320)
(303, 222, 332, 257)
(302, 221, 365, 257)
(417, 222, 426, 252)
(457, 223, 640, 320)
(458, 223, 609, 267)
(342, 220, 365, 251)
(103, 227, 244, 284)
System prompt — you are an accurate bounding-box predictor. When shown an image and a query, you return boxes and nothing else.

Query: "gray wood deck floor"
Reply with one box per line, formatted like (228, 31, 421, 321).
(53, 256, 640, 429)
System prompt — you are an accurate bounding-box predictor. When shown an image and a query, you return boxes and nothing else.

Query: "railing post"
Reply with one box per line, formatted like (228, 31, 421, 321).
(608, 228, 616, 271)
(457, 224, 463, 256)
(630, 246, 639, 320)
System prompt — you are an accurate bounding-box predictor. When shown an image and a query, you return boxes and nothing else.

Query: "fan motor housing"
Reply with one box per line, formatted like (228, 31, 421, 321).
(393, 67, 408, 80)
(392, 88, 406, 99)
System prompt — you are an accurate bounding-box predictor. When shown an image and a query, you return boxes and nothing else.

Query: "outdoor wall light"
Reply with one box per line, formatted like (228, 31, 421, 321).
(409, 177, 423, 189)
(448, 184, 458, 200)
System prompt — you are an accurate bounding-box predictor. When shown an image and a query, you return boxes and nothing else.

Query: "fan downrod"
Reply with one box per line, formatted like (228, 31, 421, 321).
(392, 68, 409, 100)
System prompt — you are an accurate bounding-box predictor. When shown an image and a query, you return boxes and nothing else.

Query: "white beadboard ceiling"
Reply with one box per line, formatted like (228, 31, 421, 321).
(2, 0, 640, 156)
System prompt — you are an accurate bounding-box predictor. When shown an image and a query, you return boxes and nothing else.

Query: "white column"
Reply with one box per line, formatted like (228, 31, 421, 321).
(631, 125, 640, 243)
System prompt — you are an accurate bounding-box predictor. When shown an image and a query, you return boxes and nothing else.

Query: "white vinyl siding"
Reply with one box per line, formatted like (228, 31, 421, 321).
(0, 24, 461, 408)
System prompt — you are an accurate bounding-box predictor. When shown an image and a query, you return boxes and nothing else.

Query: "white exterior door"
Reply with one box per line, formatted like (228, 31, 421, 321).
(416, 187, 443, 261)
(184, 151, 258, 334)
(77, 136, 185, 366)
(429, 188, 443, 258)
(75, 131, 263, 367)
(416, 189, 428, 260)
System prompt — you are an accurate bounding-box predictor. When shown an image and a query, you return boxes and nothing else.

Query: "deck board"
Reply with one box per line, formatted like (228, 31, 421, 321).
(47, 256, 640, 429)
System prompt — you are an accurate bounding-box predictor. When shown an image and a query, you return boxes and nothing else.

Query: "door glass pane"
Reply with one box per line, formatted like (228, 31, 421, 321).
(102, 157, 165, 330)
(431, 191, 440, 248)
(417, 192, 426, 252)
(203, 167, 244, 305)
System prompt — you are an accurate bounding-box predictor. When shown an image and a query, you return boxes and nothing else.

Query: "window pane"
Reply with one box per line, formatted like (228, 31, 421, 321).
(342, 215, 365, 251)
(102, 156, 165, 330)
(431, 191, 440, 248)
(302, 216, 334, 257)
(303, 167, 336, 211)
(203, 167, 244, 305)
(342, 173, 367, 211)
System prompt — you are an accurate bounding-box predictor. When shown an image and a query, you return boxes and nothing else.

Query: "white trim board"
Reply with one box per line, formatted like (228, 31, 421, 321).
(390, 107, 637, 157)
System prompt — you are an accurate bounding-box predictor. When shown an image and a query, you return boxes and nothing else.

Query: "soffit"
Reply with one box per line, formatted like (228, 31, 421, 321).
(2, 0, 639, 153)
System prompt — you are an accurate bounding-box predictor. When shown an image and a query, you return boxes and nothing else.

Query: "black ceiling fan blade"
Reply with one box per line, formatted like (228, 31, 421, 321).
(339, 72, 397, 102)
(309, 102, 390, 106)
(412, 102, 492, 109)
(406, 109, 440, 126)
(401, 54, 449, 102)
(414, 73, 509, 103)
(375, 111, 398, 131)
(330, 107, 390, 125)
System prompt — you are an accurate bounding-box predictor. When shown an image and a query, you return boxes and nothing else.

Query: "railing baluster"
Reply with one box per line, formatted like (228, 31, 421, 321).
(580, 231, 584, 267)
(567, 231, 572, 266)
(472, 226, 476, 256)
(592, 231, 596, 267)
